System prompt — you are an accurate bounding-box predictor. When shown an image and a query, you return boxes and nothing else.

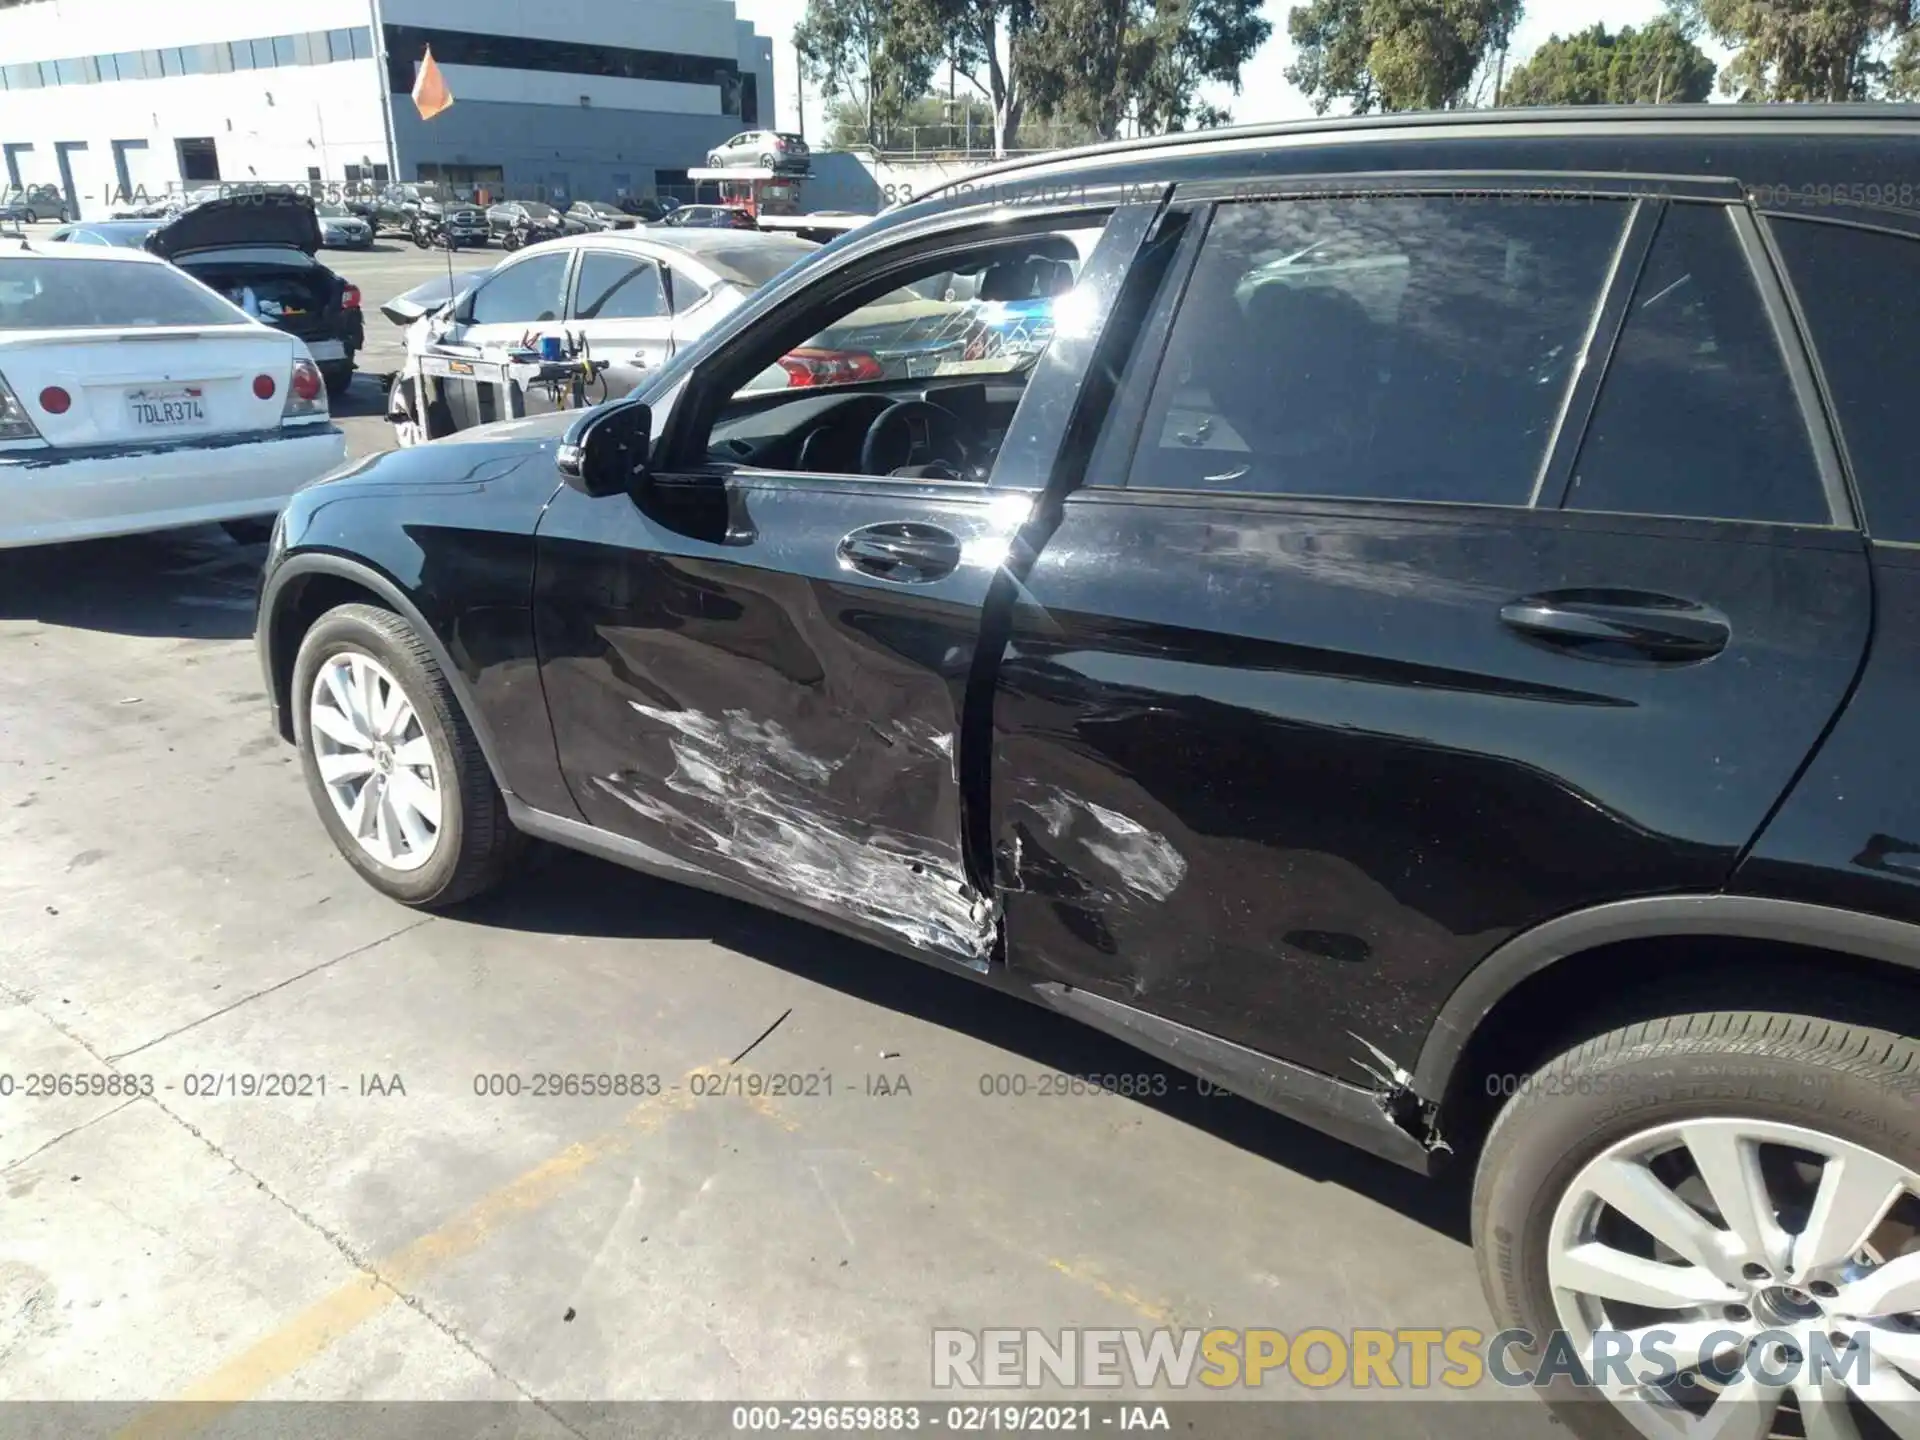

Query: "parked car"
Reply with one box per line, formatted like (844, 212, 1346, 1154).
(660, 205, 758, 231)
(416, 194, 490, 248)
(704, 130, 809, 175)
(484, 201, 565, 246)
(0, 242, 341, 546)
(146, 190, 365, 396)
(617, 195, 677, 222)
(315, 202, 374, 250)
(47, 220, 163, 249)
(1, 185, 69, 224)
(260, 107, 1920, 1440)
(566, 200, 633, 232)
(382, 229, 814, 446)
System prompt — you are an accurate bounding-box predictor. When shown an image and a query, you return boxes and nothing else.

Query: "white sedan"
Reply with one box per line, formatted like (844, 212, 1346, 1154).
(0, 242, 346, 548)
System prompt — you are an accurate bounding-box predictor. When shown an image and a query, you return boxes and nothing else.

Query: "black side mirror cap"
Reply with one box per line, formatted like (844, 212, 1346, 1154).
(558, 400, 652, 498)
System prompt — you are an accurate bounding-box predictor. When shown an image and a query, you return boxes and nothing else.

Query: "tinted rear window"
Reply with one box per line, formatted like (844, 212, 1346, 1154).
(0, 258, 240, 329)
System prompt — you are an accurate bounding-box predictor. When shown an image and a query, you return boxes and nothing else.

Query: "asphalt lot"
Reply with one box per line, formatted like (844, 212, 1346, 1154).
(0, 225, 1538, 1436)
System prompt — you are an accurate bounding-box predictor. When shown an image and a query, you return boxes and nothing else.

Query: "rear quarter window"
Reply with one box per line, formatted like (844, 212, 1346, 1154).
(1770, 217, 1920, 541)
(0, 259, 242, 329)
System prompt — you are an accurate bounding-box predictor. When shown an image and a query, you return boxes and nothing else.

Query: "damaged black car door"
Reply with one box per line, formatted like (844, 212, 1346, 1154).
(531, 203, 1159, 969)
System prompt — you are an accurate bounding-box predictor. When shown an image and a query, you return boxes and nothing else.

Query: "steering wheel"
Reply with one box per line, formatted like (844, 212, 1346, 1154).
(859, 400, 968, 477)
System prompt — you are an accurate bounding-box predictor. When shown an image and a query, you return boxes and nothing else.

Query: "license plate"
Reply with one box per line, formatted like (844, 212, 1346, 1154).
(127, 386, 206, 429)
(306, 340, 345, 361)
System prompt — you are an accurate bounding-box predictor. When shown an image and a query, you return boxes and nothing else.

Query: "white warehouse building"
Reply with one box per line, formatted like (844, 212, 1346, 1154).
(0, 0, 778, 218)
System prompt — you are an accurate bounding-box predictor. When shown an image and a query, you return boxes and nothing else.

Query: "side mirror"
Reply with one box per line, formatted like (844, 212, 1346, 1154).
(558, 401, 651, 498)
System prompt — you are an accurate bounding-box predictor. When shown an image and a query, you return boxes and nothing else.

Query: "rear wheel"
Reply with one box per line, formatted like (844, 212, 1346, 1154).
(21, 209, 34, 224)
(322, 364, 353, 398)
(292, 603, 520, 907)
(1474, 1008, 1920, 1440)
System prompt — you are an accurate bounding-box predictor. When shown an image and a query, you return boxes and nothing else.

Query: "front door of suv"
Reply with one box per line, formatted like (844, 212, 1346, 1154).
(989, 180, 1873, 1082)
(531, 200, 1160, 968)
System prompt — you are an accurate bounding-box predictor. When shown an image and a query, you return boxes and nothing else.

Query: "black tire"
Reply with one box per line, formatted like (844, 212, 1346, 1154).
(221, 517, 274, 545)
(291, 603, 521, 908)
(22, 209, 34, 224)
(1473, 1007, 1920, 1437)
(323, 366, 353, 398)
(758, 153, 775, 168)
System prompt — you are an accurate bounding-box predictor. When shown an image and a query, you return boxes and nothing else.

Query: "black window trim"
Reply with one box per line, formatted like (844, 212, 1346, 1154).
(1527, 198, 1660, 509)
(1729, 204, 1853, 528)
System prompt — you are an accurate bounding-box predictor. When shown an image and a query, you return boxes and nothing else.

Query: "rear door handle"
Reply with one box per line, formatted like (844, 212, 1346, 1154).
(1499, 591, 1731, 661)
(837, 522, 962, 584)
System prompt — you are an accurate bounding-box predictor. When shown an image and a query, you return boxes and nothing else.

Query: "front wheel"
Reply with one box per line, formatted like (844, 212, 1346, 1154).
(292, 603, 520, 907)
(1474, 1007, 1920, 1439)
(21, 209, 34, 224)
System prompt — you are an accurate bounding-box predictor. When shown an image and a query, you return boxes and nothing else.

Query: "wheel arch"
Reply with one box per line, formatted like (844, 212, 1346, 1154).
(262, 554, 514, 796)
(1417, 896, 1920, 1146)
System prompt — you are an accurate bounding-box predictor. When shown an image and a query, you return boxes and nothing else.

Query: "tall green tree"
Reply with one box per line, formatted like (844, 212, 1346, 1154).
(1501, 20, 1716, 104)
(795, 0, 937, 149)
(1286, 0, 1524, 112)
(1672, 0, 1910, 99)
(893, 0, 1040, 157)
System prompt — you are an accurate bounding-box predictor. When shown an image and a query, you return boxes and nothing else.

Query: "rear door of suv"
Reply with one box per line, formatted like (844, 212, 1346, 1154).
(989, 176, 1872, 1082)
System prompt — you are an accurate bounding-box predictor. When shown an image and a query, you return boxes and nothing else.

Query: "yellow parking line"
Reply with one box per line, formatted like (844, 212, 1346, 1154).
(113, 1069, 713, 1440)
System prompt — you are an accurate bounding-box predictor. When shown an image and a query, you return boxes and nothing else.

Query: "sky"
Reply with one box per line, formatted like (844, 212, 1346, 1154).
(731, 0, 1725, 139)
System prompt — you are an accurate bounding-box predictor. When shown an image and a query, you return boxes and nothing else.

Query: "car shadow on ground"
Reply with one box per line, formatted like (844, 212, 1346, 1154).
(463, 843, 1472, 1242)
(0, 526, 263, 639)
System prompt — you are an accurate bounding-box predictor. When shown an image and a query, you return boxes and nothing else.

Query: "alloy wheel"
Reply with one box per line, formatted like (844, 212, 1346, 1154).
(308, 651, 442, 871)
(1548, 1116, 1920, 1438)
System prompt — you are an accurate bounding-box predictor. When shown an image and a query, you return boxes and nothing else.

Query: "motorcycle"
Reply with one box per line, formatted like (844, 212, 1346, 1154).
(410, 213, 456, 250)
(500, 217, 558, 253)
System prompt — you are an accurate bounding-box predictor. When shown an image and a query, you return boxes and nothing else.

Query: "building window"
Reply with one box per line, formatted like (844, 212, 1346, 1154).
(176, 137, 220, 183)
(350, 28, 373, 60)
(251, 39, 275, 69)
(201, 43, 230, 74)
(142, 50, 164, 78)
(742, 74, 759, 126)
(381, 24, 741, 93)
(54, 58, 86, 85)
(229, 42, 254, 72)
(272, 35, 298, 67)
(327, 29, 354, 63)
(4, 64, 42, 90)
(160, 49, 185, 78)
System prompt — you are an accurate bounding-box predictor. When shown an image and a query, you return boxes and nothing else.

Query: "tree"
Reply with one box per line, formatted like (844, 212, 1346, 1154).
(1501, 20, 1716, 104)
(795, 0, 937, 149)
(1285, 0, 1525, 112)
(1022, 0, 1271, 139)
(1673, 0, 1911, 100)
(892, 0, 1040, 157)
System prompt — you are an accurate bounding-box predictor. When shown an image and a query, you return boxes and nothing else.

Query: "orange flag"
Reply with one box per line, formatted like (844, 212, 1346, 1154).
(412, 46, 453, 121)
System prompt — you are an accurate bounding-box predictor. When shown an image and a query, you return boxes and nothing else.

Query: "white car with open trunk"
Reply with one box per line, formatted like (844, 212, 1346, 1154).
(0, 242, 346, 548)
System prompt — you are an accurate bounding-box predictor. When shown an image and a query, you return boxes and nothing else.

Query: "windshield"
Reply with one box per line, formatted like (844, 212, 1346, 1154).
(317, 203, 349, 218)
(0, 258, 243, 329)
(521, 203, 556, 219)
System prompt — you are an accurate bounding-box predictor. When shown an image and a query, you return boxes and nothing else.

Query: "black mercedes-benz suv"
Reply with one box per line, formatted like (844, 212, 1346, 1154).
(259, 106, 1920, 1435)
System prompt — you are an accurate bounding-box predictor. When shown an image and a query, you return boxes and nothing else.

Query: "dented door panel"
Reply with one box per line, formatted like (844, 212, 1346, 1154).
(532, 476, 1038, 966)
(990, 495, 1870, 1080)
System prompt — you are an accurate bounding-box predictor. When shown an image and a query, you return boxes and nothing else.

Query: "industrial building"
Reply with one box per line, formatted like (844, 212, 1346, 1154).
(0, 0, 778, 217)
